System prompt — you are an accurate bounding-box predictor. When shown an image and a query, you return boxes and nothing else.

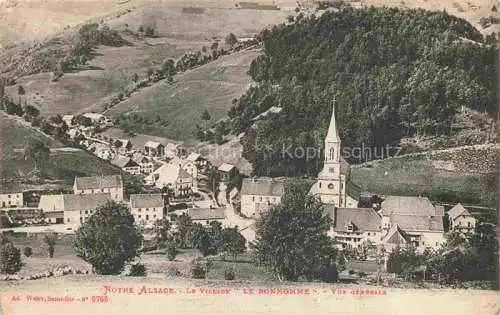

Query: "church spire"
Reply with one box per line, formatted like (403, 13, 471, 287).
(326, 97, 340, 143)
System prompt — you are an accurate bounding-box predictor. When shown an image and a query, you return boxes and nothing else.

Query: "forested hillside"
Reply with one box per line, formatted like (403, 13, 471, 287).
(229, 7, 498, 177)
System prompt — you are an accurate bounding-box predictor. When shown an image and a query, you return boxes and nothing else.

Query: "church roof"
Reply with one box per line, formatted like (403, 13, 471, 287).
(325, 99, 340, 143)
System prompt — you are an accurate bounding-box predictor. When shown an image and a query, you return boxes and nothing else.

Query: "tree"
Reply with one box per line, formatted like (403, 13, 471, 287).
(219, 227, 246, 261)
(153, 218, 171, 248)
(43, 233, 57, 258)
(0, 243, 22, 274)
(161, 59, 176, 77)
(225, 33, 238, 48)
(132, 73, 139, 83)
(24, 105, 40, 120)
(210, 42, 219, 51)
(73, 115, 92, 127)
(24, 138, 50, 171)
(166, 243, 177, 261)
(74, 201, 143, 275)
(174, 213, 192, 248)
(147, 69, 154, 80)
(253, 182, 338, 282)
(386, 246, 424, 276)
(114, 139, 123, 149)
(200, 109, 211, 142)
(17, 85, 25, 95)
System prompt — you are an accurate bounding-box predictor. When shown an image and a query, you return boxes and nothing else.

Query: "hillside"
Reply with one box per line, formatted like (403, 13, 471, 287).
(231, 7, 497, 178)
(350, 145, 499, 207)
(0, 114, 121, 185)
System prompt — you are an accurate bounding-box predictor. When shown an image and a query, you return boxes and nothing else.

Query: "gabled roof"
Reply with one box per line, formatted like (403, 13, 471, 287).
(187, 207, 226, 221)
(130, 194, 163, 209)
(390, 214, 444, 232)
(111, 155, 138, 168)
(62, 194, 111, 211)
(38, 194, 65, 212)
(448, 203, 471, 220)
(74, 175, 123, 190)
(380, 196, 437, 217)
(218, 163, 236, 172)
(132, 152, 151, 164)
(329, 207, 382, 232)
(186, 152, 202, 162)
(178, 167, 192, 179)
(241, 178, 285, 197)
(382, 224, 409, 244)
(145, 141, 163, 148)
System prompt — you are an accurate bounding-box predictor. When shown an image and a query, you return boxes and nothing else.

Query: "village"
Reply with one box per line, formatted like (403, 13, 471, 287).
(0, 106, 483, 267)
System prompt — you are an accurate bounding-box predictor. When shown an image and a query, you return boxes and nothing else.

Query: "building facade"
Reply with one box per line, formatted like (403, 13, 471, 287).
(0, 191, 23, 208)
(62, 193, 111, 227)
(73, 175, 124, 201)
(240, 178, 285, 217)
(130, 194, 164, 228)
(448, 203, 476, 233)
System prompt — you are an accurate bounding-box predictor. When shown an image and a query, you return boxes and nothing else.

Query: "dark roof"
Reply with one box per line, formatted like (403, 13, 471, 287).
(380, 196, 437, 217)
(44, 211, 64, 218)
(62, 194, 111, 211)
(330, 207, 382, 232)
(448, 203, 470, 220)
(110, 156, 139, 168)
(187, 207, 226, 221)
(382, 224, 409, 244)
(74, 175, 123, 190)
(130, 194, 164, 209)
(241, 178, 285, 197)
(390, 214, 444, 232)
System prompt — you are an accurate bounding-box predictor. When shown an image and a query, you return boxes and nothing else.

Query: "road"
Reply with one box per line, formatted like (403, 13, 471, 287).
(218, 183, 256, 244)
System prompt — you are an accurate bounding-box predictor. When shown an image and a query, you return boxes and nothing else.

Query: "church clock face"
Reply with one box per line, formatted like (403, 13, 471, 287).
(328, 183, 334, 189)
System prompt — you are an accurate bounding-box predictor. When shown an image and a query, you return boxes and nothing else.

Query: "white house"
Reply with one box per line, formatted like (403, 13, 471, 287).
(62, 115, 74, 127)
(379, 196, 445, 252)
(88, 142, 114, 160)
(182, 160, 198, 178)
(73, 175, 124, 201)
(186, 152, 208, 169)
(38, 194, 65, 224)
(62, 193, 111, 227)
(144, 141, 165, 157)
(110, 155, 141, 175)
(240, 178, 285, 217)
(448, 203, 476, 233)
(326, 206, 382, 249)
(0, 186, 23, 208)
(130, 194, 165, 228)
(217, 163, 238, 182)
(132, 153, 154, 174)
(145, 163, 194, 198)
(186, 207, 228, 227)
(83, 112, 112, 126)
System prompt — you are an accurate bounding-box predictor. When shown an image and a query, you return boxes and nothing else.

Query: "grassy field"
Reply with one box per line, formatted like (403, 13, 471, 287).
(106, 49, 260, 141)
(350, 148, 498, 206)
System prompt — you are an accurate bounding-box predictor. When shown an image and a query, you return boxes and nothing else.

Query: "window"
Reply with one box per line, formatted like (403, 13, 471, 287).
(328, 183, 334, 189)
(367, 232, 371, 236)
(67, 218, 70, 222)
(8, 195, 10, 198)
(467, 222, 471, 228)
(138, 215, 141, 218)
(260, 196, 263, 202)
(85, 210, 88, 214)
(329, 148, 334, 160)
(153, 214, 156, 218)
(266, 197, 270, 201)
(146, 215, 149, 220)
(273, 197, 276, 203)
(101, 189, 104, 192)
(319, 182, 322, 188)
(80, 218, 83, 223)
(146, 208, 149, 212)
(252, 196, 255, 202)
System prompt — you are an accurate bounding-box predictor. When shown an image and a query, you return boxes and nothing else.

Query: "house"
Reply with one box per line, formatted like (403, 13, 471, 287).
(240, 178, 285, 217)
(43, 211, 64, 224)
(0, 186, 24, 208)
(165, 143, 179, 158)
(182, 160, 198, 178)
(186, 152, 208, 169)
(186, 207, 227, 227)
(83, 113, 112, 126)
(67, 128, 83, 140)
(145, 141, 165, 157)
(110, 155, 141, 175)
(130, 194, 165, 227)
(62, 115, 74, 127)
(325, 206, 382, 249)
(145, 163, 194, 197)
(132, 153, 154, 174)
(448, 203, 476, 233)
(112, 138, 132, 154)
(73, 175, 124, 201)
(379, 196, 445, 251)
(217, 163, 238, 182)
(62, 193, 111, 227)
(88, 142, 114, 160)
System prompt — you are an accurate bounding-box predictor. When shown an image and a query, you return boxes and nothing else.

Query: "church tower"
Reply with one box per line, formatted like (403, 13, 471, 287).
(316, 98, 346, 207)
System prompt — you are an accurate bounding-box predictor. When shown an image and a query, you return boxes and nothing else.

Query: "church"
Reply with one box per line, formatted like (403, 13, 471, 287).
(308, 100, 358, 208)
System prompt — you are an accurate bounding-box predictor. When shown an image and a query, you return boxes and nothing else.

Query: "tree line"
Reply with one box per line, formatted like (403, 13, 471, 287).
(229, 7, 497, 177)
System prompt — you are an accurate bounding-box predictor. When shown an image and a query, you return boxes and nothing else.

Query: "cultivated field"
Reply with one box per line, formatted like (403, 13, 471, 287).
(106, 49, 260, 141)
(350, 146, 499, 206)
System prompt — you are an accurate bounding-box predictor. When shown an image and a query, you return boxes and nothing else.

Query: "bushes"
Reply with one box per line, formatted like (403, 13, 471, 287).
(0, 243, 22, 274)
(23, 247, 33, 257)
(128, 263, 147, 276)
(224, 267, 235, 280)
(166, 267, 181, 277)
(166, 244, 177, 261)
(190, 263, 206, 279)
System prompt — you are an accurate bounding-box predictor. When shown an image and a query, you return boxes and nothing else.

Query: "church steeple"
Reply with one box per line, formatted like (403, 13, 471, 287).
(325, 97, 340, 143)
